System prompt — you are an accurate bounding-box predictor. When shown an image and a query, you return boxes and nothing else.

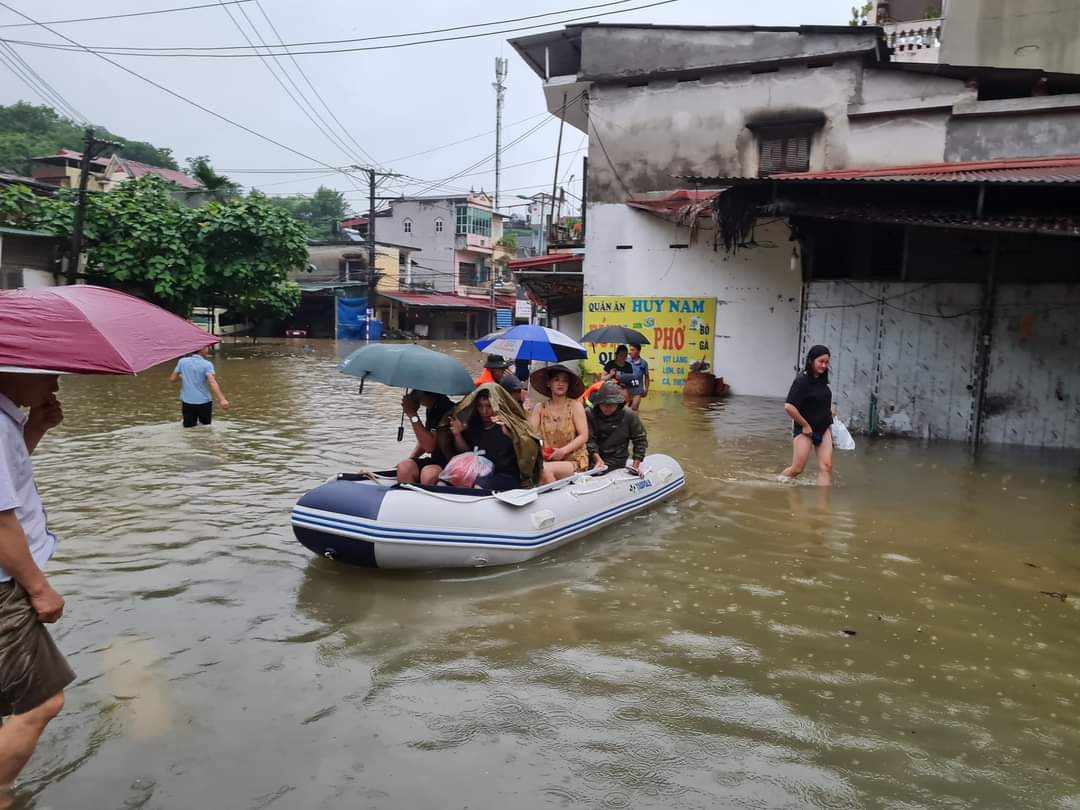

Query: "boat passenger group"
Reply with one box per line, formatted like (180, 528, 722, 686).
(397, 349, 649, 493)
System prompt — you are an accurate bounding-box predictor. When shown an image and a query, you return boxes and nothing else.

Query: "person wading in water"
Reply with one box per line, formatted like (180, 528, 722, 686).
(781, 345, 834, 486)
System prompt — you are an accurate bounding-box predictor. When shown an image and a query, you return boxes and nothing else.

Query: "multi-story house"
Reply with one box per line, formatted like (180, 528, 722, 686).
(344, 192, 508, 297)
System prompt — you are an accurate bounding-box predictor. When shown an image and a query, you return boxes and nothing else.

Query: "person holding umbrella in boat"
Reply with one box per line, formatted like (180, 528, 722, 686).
(529, 365, 590, 484)
(396, 390, 456, 486)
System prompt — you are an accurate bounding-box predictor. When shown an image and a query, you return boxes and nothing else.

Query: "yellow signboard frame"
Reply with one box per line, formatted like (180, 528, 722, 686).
(582, 296, 717, 391)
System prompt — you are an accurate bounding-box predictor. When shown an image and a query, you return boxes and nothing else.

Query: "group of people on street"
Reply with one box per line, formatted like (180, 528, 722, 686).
(397, 355, 649, 492)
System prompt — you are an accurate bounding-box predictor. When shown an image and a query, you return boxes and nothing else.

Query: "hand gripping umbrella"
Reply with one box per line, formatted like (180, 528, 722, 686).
(0, 285, 218, 374)
(339, 343, 475, 441)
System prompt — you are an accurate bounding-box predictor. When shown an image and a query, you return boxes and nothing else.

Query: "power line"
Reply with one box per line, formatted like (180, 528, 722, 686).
(0, 0, 680, 58)
(0, 1, 361, 182)
(8, 0, 636, 51)
(213, 0, 364, 171)
(385, 109, 551, 164)
(0, 41, 87, 122)
(252, 0, 379, 167)
(0, 0, 254, 29)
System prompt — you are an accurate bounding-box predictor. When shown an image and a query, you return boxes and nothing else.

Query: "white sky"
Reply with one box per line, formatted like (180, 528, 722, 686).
(0, 0, 855, 213)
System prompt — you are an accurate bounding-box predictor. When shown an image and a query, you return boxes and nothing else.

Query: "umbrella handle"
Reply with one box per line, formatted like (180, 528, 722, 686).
(358, 372, 369, 395)
(397, 407, 406, 442)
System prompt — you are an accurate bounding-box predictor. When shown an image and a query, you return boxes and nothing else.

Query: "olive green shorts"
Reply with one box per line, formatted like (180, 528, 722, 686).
(0, 580, 75, 716)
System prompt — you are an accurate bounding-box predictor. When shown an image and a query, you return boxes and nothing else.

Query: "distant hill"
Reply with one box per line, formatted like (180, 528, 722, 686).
(0, 101, 179, 176)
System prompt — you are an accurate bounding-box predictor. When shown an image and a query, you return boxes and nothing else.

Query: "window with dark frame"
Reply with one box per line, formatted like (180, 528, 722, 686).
(756, 126, 813, 176)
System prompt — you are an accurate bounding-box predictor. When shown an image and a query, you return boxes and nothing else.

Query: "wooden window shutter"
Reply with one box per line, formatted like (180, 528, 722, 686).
(756, 126, 813, 176)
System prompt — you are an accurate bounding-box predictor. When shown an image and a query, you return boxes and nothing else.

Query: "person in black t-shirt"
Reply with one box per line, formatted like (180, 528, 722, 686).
(396, 390, 455, 485)
(601, 345, 634, 405)
(781, 345, 835, 486)
(448, 389, 521, 491)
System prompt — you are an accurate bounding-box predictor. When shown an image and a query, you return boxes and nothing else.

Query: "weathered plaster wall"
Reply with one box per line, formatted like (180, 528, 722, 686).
(586, 62, 965, 202)
(946, 107, 1080, 161)
(848, 111, 952, 166)
(587, 61, 862, 202)
(584, 205, 802, 397)
(941, 0, 1080, 73)
(578, 27, 880, 80)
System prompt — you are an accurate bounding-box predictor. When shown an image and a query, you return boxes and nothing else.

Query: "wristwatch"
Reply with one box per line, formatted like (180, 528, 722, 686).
(409, 415, 421, 424)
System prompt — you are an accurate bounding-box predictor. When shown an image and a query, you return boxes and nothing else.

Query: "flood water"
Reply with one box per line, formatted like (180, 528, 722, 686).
(19, 340, 1080, 809)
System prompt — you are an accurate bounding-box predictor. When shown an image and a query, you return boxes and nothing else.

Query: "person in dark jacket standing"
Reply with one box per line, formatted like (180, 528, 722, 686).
(781, 345, 834, 486)
(587, 382, 648, 472)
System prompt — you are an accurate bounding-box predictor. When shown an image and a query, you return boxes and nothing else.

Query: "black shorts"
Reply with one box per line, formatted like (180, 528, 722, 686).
(407, 456, 446, 471)
(182, 401, 213, 427)
(793, 424, 826, 446)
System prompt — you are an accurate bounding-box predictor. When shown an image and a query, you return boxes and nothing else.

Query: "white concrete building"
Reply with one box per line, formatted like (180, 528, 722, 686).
(509, 23, 1080, 448)
(345, 192, 508, 298)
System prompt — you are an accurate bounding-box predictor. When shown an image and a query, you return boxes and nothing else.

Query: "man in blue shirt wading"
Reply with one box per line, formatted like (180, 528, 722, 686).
(0, 371, 72, 806)
(169, 346, 229, 427)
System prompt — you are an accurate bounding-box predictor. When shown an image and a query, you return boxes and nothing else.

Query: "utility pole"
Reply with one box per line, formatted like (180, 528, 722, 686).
(549, 93, 568, 251)
(493, 57, 508, 213)
(351, 166, 403, 288)
(69, 128, 118, 281)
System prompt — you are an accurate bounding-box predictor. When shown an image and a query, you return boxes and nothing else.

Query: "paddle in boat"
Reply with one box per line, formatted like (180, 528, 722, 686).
(291, 454, 685, 569)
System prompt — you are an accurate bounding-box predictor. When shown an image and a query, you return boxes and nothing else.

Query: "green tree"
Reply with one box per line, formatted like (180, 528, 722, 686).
(185, 156, 240, 200)
(0, 101, 178, 175)
(850, 2, 874, 25)
(496, 232, 518, 251)
(264, 185, 349, 239)
(1, 175, 307, 321)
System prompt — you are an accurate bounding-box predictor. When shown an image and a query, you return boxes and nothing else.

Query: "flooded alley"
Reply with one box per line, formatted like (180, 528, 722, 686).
(21, 341, 1080, 809)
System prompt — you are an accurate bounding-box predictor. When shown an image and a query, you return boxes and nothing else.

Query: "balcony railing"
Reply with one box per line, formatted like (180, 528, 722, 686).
(884, 17, 943, 63)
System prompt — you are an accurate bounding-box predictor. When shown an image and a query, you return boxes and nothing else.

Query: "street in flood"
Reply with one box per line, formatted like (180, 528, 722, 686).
(24, 342, 1080, 809)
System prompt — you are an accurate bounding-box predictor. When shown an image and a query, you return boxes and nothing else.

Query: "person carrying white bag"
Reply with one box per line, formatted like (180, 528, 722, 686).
(781, 345, 838, 486)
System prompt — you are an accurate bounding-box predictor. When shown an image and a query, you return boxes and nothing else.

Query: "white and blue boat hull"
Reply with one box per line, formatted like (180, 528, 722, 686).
(291, 454, 685, 569)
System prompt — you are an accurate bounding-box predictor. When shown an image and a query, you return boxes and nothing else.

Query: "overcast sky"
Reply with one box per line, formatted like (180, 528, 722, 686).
(1, 0, 855, 213)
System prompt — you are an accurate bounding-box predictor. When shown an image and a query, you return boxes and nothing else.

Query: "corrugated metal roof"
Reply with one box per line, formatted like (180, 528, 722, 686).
(379, 292, 503, 311)
(683, 156, 1080, 186)
(507, 252, 582, 270)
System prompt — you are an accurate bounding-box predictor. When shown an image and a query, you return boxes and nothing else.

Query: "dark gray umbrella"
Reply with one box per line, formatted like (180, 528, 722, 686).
(579, 325, 651, 345)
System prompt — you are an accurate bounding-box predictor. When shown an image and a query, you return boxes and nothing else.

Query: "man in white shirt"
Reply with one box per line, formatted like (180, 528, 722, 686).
(0, 372, 73, 808)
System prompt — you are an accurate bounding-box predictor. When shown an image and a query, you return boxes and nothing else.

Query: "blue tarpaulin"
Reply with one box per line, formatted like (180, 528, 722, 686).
(495, 308, 513, 329)
(337, 297, 367, 339)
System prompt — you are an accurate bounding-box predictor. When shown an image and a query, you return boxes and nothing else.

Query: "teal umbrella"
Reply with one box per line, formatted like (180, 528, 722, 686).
(339, 344, 475, 442)
(339, 344, 475, 396)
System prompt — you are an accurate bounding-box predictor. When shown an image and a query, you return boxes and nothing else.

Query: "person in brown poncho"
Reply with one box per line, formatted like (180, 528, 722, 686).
(437, 383, 543, 491)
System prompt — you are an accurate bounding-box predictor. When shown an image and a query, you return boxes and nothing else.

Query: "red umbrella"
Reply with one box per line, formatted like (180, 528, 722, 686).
(0, 285, 219, 375)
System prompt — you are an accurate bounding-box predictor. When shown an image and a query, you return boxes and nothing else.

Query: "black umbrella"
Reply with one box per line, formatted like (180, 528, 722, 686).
(579, 325, 651, 345)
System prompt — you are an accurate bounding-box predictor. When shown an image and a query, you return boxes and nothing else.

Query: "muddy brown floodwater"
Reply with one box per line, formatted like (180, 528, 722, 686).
(16, 340, 1080, 808)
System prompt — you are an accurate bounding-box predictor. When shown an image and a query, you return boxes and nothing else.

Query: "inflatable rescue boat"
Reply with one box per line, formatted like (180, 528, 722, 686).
(291, 454, 685, 569)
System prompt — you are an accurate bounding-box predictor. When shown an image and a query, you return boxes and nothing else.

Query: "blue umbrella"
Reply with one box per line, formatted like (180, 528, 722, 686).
(339, 343, 474, 396)
(475, 324, 587, 362)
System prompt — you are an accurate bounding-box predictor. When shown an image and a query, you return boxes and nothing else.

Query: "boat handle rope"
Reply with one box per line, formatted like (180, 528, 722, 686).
(399, 483, 495, 503)
(568, 478, 617, 499)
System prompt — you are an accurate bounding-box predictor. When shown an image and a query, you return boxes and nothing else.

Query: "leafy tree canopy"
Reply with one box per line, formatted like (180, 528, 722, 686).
(0, 175, 305, 320)
(0, 101, 178, 176)
(264, 185, 350, 240)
